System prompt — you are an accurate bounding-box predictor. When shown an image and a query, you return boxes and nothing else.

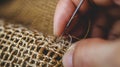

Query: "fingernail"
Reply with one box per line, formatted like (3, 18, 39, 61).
(53, 27, 60, 36)
(63, 44, 76, 67)
(53, 27, 57, 35)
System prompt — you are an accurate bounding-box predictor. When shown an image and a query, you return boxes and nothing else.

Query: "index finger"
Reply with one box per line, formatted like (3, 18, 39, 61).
(54, 0, 89, 36)
(54, 0, 113, 36)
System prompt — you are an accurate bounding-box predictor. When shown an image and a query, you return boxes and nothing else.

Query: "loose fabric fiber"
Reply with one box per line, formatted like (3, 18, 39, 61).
(0, 20, 71, 67)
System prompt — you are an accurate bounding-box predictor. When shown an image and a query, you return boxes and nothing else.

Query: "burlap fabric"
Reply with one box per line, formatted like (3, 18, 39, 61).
(0, 0, 58, 34)
(0, 20, 71, 67)
(0, 0, 72, 67)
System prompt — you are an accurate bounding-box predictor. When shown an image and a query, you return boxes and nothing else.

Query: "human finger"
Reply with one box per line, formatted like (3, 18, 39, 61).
(91, 12, 108, 38)
(54, 0, 114, 36)
(63, 38, 120, 67)
(108, 20, 120, 40)
(54, 0, 89, 36)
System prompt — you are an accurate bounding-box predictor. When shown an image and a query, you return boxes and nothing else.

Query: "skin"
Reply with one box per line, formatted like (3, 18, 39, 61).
(54, 0, 116, 36)
(108, 20, 120, 40)
(54, 0, 120, 67)
(0, 0, 120, 67)
(63, 38, 120, 67)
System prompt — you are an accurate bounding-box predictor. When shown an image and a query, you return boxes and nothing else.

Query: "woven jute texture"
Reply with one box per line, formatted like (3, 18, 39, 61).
(0, 20, 71, 67)
(0, 0, 58, 34)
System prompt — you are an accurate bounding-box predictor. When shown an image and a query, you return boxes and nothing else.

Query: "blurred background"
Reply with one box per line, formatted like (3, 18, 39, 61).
(0, 0, 120, 40)
(0, 0, 58, 34)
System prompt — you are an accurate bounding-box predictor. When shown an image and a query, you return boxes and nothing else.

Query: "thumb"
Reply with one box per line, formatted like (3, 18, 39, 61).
(63, 38, 120, 67)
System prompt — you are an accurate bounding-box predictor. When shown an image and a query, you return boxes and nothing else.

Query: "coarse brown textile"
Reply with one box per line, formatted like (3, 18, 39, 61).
(0, 1, 71, 66)
(0, 20, 71, 67)
(0, 0, 58, 34)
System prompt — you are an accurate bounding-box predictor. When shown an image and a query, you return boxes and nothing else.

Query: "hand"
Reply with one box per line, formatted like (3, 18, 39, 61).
(54, 0, 120, 67)
(54, 0, 120, 40)
(63, 38, 120, 67)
